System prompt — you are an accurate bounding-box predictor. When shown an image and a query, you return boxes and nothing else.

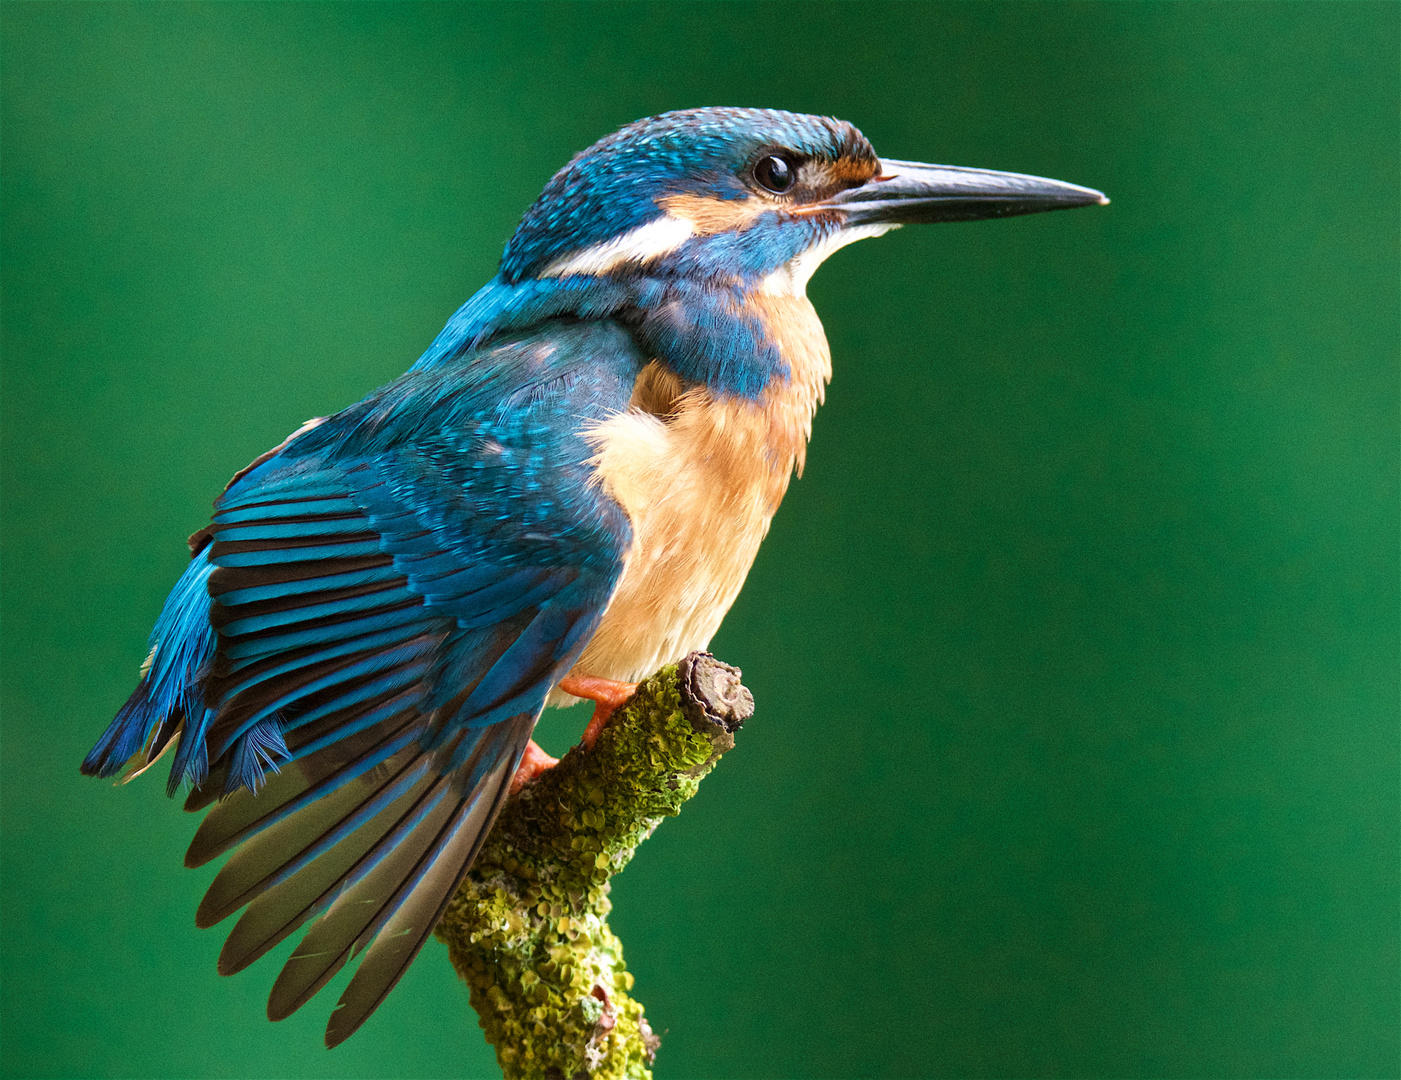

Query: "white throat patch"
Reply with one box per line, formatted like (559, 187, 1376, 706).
(760, 223, 898, 298)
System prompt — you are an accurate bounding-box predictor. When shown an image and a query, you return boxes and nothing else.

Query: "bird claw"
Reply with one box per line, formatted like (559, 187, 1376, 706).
(510, 739, 559, 795)
(509, 677, 637, 796)
(559, 675, 638, 749)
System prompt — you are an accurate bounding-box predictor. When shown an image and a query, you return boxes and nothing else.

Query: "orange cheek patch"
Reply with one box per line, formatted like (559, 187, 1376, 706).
(826, 155, 882, 184)
(796, 157, 882, 204)
(657, 193, 771, 235)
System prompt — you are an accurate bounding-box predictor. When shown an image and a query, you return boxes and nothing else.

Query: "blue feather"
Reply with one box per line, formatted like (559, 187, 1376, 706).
(211, 652, 434, 755)
(215, 497, 360, 523)
(213, 541, 385, 566)
(81, 550, 216, 779)
(168, 705, 215, 794)
(220, 620, 429, 684)
(226, 715, 291, 794)
(216, 564, 400, 606)
(215, 518, 371, 541)
(217, 586, 419, 639)
(219, 607, 430, 664)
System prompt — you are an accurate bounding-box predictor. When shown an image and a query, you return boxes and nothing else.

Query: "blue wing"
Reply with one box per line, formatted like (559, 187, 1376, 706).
(82, 320, 643, 1045)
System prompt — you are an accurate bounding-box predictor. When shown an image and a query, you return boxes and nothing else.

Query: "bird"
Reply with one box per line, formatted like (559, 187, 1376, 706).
(81, 107, 1106, 1047)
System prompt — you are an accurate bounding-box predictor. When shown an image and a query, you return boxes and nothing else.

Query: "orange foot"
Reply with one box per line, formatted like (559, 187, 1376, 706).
(559, 675, 638, 749)
(510, 739, 559, 796)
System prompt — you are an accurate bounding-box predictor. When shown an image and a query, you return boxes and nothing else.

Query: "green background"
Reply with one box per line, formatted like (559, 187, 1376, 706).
(2, 3, 1396, 1077)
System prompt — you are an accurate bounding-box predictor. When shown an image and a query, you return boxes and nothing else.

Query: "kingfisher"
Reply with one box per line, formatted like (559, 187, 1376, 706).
(81, 108, 1106, 1046)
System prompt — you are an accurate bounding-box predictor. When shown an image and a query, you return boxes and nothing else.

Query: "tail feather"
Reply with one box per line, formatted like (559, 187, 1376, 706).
(81, 680, 163, 778)
(83, 551, 219, 782)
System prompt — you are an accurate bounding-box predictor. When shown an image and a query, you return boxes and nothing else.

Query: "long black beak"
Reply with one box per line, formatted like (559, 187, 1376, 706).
(830, 158, 1108, 225)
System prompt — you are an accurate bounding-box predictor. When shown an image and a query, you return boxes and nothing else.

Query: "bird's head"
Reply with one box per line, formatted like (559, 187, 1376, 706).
(417, 108, 1106, 393)
(499, 107, 1105, 293)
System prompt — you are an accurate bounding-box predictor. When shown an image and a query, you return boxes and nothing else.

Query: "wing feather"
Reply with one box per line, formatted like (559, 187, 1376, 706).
(184, 448, 624, 1039)
(216, 761, 440, 976)
(196, 738, 434, 928)
(88, 319, 646, 1043)
(186, 704, 422, 868)
(265, 773, 464, 1020)
(326, 752, 517, 1047)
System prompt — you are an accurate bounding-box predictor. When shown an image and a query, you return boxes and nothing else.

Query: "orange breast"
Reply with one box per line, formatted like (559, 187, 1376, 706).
(548, 291, 831, 702)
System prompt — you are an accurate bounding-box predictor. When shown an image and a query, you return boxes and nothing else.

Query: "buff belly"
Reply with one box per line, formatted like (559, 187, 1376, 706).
(548, 290, 832, 708)
(546, 394, 782, 706)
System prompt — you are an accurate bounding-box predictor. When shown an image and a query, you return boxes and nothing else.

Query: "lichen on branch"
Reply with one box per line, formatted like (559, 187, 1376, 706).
(435, 653, 753, 1080)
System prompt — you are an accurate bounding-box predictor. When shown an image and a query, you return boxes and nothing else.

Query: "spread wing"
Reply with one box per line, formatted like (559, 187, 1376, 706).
(82, 321, 642, 1046)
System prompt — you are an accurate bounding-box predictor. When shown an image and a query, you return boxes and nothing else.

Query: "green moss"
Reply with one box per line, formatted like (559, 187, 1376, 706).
(436, 665, 724, 1080)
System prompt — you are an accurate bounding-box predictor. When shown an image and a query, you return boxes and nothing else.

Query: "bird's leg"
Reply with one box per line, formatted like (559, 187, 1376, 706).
(508, 676, 637, 795)
(510, 740, 559, 796)
(559, 675, 639, 749)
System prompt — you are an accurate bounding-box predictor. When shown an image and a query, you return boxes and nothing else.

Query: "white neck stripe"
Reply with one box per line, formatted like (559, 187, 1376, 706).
(539, 215, 696, 278)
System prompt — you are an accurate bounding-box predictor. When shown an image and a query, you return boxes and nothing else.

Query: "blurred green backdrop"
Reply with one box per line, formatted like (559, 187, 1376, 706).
(2, 3, 1396, 1078)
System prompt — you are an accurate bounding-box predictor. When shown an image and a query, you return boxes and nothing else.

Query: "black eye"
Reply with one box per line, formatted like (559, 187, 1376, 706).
(753, 154, 795, 194)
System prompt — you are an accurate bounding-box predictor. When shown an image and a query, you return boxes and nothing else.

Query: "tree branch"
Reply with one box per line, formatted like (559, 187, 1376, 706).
(435, 653, 754, 1080)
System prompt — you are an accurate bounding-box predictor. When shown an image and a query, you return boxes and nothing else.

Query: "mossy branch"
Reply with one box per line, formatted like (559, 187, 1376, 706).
(435, 653, 754, 1080)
